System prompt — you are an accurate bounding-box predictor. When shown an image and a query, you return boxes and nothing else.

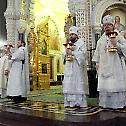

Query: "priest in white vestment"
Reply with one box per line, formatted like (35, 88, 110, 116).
(92, 15, 126, 109)
(7, 40, 30, 103)
(62, 26, 88, 108)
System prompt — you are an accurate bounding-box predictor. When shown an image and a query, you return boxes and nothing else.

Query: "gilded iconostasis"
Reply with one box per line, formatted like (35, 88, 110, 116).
(29, 0, 70, 90)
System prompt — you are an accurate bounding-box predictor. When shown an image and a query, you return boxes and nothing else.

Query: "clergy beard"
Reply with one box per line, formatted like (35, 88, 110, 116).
(69, 37, 77, 43)
(105, 30, 112, 35)
(105, 27, 114, 35)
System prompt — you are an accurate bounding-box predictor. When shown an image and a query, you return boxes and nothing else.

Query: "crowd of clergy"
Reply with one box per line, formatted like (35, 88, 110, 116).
(0, 40, 29, 103)
(62, 14, 126, 110)
(0, 14, 126, 110)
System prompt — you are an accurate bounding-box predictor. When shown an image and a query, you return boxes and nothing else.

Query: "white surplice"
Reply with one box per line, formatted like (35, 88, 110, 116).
(7, 46, 30, 97)
(92, 32, 126, 108)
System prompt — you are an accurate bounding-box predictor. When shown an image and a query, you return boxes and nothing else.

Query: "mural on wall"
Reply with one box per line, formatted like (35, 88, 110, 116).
(114, 15, 125, 32)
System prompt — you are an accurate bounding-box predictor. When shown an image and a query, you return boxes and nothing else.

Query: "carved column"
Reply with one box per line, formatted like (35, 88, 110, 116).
(4, 0, 16, 44)
(29, 0, 35, 29)
(22, 0, 35, 44)
(68, 0, 87, 44)
(68, 0, 93, 67)
(16, 0, 27, 41)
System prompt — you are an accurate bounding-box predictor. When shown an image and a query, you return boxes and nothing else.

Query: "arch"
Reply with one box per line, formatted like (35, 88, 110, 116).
(92, 0, 126, 27)
(37, 16, 60, 50)
(48, 16, 59, 50)
(47, 16, 59, 38)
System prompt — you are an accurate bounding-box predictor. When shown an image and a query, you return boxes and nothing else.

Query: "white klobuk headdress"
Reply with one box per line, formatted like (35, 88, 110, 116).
(69, 26, 79, 35)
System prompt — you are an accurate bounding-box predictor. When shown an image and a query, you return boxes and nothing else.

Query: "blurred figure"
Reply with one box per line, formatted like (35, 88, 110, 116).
(0, 45, 11, 98)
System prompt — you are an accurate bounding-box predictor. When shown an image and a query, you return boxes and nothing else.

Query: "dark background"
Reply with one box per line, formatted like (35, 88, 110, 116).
(0, 0, 7, 42)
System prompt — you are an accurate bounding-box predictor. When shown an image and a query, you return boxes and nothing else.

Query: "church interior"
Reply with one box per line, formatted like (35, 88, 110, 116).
(0, 0, 126, 125)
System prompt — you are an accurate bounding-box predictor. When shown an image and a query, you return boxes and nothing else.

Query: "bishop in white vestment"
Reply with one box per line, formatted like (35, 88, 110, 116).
(62, 26, 88, 108)
(92, 15, 126, 109)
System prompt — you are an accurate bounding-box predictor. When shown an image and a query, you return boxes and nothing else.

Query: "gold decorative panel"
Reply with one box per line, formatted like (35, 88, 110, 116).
(28, 20, 50, 90)
(36, 21, 50, 89)
(27, 28, 38, 90)
(64, 14, 73, 41)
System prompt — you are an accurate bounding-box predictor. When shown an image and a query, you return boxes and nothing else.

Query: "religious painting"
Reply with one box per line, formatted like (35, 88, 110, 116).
(42, 64, 47, 74)
(41, 39, 47, 55)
